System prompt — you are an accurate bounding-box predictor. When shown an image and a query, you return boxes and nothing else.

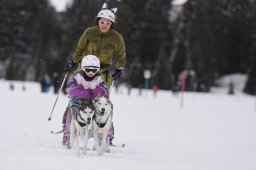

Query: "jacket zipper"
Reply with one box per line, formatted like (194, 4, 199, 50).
(96, 35, 103, 57)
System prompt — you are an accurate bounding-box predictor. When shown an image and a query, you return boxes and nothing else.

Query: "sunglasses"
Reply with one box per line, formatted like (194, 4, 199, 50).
(99, 20, 111, 26)
(84, 68, 98, 74)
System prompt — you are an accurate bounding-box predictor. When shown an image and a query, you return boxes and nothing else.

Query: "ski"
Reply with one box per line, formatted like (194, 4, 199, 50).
(51, 129, 64, 134)
(110, 143, 125, 148)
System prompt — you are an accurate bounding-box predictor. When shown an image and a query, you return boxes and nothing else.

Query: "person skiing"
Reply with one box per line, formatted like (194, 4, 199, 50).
(64, 2, 126, 145)
(65, 2, 126, 89)
(62, 55, 108, 146)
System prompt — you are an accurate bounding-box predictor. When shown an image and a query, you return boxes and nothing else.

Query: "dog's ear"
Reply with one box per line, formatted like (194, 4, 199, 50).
(93, 93, 102, 103)
(78, 105, 83, 111)
(83, 99, 94, 109)
(90, 103, 95, 111)
(86, 99, 93, 105)
(77, 99, 82, 105)
(82, 98, 88, 104)
(77, 99, 86, 110)
(96, 93, 103, 98)
(92, 97, 98, 104)
(104, 93, 109, 99)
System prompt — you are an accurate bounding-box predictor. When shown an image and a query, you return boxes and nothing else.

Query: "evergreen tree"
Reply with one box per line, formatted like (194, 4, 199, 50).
(118, 0, 171, 88)
(59, 0, 101, 68)
(172, 0, 256, 92)
(0, 0, 60, 81)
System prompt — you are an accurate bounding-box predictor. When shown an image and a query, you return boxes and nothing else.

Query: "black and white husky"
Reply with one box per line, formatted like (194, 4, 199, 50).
(93, 95, 113, 155)
(69, 97, 95, 156)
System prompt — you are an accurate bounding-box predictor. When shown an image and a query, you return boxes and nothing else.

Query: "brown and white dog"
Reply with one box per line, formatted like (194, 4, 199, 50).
(92, 95, 113, 155)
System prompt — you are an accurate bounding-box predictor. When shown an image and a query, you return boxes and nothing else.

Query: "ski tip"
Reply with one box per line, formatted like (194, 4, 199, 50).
(110, 143, 125, 148)
(51, 130, 64, 134)
(48, 117, 51, 121)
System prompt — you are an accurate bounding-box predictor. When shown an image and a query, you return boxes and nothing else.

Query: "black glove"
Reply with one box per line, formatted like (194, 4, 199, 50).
(112, 69, 122, 80)
(65, 59, 76, 72)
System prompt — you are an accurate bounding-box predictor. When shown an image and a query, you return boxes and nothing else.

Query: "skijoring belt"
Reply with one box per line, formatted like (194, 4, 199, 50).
(100, 64, 110, 69)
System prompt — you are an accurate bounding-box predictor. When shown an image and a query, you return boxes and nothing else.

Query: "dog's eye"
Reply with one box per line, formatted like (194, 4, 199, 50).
(90, 111, 93, 114)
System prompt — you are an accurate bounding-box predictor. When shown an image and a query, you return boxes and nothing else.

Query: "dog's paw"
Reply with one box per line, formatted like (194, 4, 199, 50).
(66, 143, 72, 149)
(98, 151, 104, 155)
(76, 151, 81, 157)
(82, 149, 87, 155)
(105, 148, 110, 153)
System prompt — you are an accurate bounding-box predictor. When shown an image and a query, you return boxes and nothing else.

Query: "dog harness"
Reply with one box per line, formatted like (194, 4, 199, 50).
(76, 111, 88, 127)
(93, 113, 111, 128)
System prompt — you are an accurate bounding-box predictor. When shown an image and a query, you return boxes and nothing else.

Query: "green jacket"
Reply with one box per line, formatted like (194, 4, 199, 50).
(72, 26, 126, 69)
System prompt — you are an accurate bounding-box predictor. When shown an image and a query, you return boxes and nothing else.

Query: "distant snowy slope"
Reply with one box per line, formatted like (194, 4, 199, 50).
(212, 73, 247, 94)
(215, 73, 247, 90)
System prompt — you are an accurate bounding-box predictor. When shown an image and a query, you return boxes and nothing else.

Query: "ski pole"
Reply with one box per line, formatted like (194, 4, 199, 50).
(109, 80, 115, 95)
(48, 72, 68, 121)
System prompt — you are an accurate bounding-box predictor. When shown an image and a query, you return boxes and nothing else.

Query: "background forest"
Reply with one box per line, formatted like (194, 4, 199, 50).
(0, 0, 255, 95)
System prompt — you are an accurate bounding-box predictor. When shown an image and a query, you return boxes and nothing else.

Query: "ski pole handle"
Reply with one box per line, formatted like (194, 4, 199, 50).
(48, 72, 68, 121)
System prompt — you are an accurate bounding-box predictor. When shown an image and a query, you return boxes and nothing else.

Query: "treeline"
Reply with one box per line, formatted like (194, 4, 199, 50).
(0, 0, 255, 95)
(171, 0, 256, 94)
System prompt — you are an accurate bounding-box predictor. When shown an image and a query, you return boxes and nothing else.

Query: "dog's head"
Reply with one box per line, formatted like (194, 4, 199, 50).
(71, 97, 95, 125)
(93, 95, 112, 116)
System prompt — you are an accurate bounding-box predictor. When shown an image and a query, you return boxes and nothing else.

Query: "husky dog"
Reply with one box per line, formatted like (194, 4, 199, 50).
(69, 97, 95, 156)
(93, 95, 113, 155)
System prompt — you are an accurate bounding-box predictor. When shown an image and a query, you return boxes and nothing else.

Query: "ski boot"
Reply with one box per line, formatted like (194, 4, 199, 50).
(62, 125, 70, 148)
(108, 122, 114, 146)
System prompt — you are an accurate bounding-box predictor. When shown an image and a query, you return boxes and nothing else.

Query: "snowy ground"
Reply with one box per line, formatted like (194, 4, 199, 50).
(0, 79, 256, 170)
